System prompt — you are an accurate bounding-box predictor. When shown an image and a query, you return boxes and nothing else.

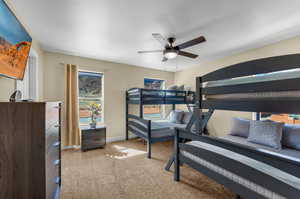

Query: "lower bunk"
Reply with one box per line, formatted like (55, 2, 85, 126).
(174, 129, 300, 199)
(126, 114, 175, 158)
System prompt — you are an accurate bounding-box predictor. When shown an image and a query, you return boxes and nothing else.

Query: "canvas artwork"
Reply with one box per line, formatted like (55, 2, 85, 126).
(0, 0, 32, 80)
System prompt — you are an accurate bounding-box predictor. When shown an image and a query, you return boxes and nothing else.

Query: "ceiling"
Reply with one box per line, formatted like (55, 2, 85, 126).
(10, 0, 300, 72)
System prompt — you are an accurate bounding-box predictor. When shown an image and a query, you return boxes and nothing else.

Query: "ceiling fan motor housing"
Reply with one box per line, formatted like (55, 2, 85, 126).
(167, 37, 176, 47)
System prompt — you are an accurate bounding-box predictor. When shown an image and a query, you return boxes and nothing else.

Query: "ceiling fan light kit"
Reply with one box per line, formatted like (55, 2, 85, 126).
(164, 49, 178, 59)
(138, 33, 206, 62)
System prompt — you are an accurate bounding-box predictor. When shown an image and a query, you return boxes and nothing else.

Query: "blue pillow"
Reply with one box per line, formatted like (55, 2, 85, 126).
(169, 110, 184, 124)
(229, 118, 250, 138)
(282, 124, 300, 150)
(247, 120, 283, 150)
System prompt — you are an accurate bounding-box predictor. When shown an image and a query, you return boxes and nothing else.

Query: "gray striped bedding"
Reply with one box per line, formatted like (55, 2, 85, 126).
(181, 138, 300, 199)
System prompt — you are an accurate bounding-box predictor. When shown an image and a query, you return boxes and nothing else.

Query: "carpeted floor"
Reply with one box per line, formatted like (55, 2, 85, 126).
(61, 139, 235, 199)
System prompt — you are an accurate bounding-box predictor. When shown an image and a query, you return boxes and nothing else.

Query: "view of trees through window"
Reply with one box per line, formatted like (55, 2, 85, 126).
(260, 113, 300, 124)
(78, 71, 103, 126)
(144, 78, 165, 120)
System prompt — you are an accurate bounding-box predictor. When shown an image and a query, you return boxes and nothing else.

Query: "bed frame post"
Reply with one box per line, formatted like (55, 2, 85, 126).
(256, 112, 260, 121)
(147, 120, 152, 159)
(195, 77, 203, 135)
(174, 128, 180, 181)
(126, 91, 129, 140)
(139, 89, 144, 118)
(172, 104, 176, 110)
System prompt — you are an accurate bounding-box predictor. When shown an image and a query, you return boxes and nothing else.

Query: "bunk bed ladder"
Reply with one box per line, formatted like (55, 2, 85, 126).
(164, 109, 214, 171)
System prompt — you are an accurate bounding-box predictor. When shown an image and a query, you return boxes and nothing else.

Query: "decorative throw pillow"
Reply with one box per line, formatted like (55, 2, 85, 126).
(169, 110, 184, 124)
(229, 118, 250, 138)
(167, 85, 178, 90)
(182, 112, 193, 124)
(177, 85, 185, 91)
(247, 120, 284, 150)
(282, 124, 300, 150)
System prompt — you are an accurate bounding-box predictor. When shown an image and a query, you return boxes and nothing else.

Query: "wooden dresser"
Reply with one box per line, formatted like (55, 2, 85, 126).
(0, 102, 61, 199)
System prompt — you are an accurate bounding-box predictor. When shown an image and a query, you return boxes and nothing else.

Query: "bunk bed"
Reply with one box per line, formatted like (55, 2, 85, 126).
(126, 88, 195, 158)
(174, 54, 300, 199)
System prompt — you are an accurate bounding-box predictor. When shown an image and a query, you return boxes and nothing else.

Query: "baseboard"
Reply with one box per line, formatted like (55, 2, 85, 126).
(62, 145, 80, 150)
(62, 135, 138, 150)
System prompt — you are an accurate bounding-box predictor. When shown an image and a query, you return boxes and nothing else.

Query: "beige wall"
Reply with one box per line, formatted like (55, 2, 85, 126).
(0, 0, 44, 101)
(43, 52, 175, 140)
(175, 35, 300, 137)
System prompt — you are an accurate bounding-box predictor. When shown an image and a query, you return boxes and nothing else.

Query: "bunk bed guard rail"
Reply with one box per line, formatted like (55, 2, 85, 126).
(127, 88, 195, 104)
(175, 54, 300, 199)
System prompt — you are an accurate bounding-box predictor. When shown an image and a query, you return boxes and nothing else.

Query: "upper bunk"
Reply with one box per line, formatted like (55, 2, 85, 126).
(196, 53, 300, 114)
(127, 88, 195, 105)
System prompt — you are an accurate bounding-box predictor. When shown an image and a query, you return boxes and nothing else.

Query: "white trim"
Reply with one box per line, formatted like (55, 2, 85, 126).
(62, 135, 138, 150)
(62, 145, 80, 150)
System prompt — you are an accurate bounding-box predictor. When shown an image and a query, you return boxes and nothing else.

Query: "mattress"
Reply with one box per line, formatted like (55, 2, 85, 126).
(202, 68, 300, 100)
(205, 91, 300, 100)
(181, 136, 300, 199)
(152, 120, 187, 130)
(203, 68, 300, 88)
(222, 135, 300, 161)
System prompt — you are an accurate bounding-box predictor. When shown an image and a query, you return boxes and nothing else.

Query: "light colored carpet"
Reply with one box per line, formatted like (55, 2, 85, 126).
(61, 139, 235, 199)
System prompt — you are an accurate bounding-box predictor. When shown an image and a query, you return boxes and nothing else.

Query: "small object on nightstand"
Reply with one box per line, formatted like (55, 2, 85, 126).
(9, 90, 22, 102)
(81, 125, 106, 152)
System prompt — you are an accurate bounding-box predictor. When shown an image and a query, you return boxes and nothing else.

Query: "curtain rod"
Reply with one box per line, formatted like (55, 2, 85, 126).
(59, 62, 110, 72)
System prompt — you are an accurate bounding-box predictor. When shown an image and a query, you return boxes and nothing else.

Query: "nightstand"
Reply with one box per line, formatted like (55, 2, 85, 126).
(81, 125, 106, 152)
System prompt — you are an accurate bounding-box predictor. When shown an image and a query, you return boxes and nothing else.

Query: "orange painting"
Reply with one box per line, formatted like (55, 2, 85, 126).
(0, 0, 32, 80)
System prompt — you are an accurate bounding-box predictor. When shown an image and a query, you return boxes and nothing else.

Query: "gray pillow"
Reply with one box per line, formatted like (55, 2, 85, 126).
(169, 110, 184, 124)
(282, 124, 300, 150)
(182, 112, 193, 124)
(229, 118, 250, 138)
(247, 120, 284, 150)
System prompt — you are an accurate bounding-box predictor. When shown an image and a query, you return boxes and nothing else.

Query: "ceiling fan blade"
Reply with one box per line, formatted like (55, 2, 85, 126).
(138, 50, 163, 54)
(176, 36, 206, 50)
(152, 33, 169, 47)
(162, 57, 168, 62)
(178, 51, 198, 59)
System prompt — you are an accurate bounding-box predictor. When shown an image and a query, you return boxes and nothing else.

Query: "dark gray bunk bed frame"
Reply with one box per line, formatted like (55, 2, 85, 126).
(126, 88, 195, 158)
(174, 54, 300, 199)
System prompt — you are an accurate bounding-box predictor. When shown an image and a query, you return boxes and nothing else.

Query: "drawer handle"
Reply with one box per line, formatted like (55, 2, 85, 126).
(55, 177, 61, 185)
(53, 159, 60, 166)
(53, 141, 60, 148)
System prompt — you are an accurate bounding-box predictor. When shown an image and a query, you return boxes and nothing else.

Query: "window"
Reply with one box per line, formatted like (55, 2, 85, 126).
(78, 71, 104, 126)
(260, 113, 300, 125)
(16, 51, 38, 100)
(144, 78, 165, 120)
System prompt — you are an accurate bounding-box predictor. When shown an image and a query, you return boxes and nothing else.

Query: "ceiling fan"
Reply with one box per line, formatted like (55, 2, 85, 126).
(138, 33, 206, 62)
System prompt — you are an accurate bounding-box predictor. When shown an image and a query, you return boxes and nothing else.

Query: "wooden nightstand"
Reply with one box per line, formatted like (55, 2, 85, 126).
(81, 125, 106, 152)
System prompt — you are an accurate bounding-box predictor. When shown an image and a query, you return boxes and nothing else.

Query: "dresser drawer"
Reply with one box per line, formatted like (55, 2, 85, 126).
(46, 146, 60, 199)
(46, 176, 60, 199)
(82, 130, 103, 140)
(46, 124, 60, 152)
(46, 103, 60, 129)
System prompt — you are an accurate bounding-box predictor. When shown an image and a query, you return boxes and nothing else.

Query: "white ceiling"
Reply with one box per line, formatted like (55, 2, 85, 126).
(10, 0, 300, 72)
